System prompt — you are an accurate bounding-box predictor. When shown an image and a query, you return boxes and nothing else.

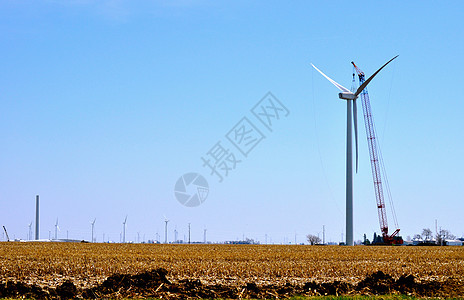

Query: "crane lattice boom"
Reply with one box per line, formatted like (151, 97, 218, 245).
(352, 61, 401, 245)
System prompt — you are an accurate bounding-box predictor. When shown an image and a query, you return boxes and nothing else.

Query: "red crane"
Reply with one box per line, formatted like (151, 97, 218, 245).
(352, 61, 402, 245)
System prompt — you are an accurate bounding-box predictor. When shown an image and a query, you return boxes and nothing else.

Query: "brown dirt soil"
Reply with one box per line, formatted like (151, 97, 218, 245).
(0, 269, 463, 299)
(1, 243, 464, 299)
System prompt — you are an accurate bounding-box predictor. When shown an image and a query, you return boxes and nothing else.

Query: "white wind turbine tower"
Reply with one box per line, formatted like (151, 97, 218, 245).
(54, 218, 60, 240)
(90, 218, 96, 243)
(311, 55, 398, 246)
(164, 216, 169, 244)
(122, 215, 127, 243)
(28, 222, 33, 241)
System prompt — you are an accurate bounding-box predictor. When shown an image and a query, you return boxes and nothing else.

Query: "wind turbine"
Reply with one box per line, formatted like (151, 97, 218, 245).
(311, 55, 398, 246)
(164, 215, 169, 244)
(54, 218, 60, 240)
(90, 218, 96, 243)
(122, 215, 127, 243)
(28, 222, 32, 241)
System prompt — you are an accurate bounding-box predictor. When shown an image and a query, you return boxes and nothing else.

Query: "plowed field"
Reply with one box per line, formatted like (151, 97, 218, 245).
(1, 243, 463, 298)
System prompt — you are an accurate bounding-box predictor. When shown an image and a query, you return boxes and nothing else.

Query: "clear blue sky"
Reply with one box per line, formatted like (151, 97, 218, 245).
(1, 1, 463, 243)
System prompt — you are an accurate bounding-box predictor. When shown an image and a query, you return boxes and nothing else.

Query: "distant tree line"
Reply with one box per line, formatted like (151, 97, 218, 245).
(305, 227, 459, 246)
(412, 228, 457, 245)
(306, 234, 321, 245)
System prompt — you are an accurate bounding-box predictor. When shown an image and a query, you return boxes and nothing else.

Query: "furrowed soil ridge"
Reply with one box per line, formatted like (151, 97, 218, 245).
(0, 269, 462, 299)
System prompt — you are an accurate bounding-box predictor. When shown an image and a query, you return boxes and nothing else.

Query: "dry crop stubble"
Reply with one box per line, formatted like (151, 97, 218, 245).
(1, 242, 464, 289)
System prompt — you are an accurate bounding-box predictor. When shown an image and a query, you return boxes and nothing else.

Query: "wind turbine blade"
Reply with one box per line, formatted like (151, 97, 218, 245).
(353, 99, 359, 173)
(354, 55, 398, 97)
(311, 63, 351, 93)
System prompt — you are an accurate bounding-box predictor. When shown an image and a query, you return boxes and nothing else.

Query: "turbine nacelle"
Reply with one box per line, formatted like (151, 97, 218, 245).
(339, 92, 357, 100)
(311, 55, 398, 174)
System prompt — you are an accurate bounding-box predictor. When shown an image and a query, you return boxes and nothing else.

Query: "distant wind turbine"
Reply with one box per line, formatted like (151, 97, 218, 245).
(122, 215, 127, 243)
(28, 222, 33, 241)
(54, 218, 60, 240)
(164, 216, 169, 244)
(311, 55, 398, 246)
(90, 218, 96, 243)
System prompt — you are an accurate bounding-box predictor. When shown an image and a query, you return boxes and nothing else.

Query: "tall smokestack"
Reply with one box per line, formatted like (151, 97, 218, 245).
(35, 195, 39, 240)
